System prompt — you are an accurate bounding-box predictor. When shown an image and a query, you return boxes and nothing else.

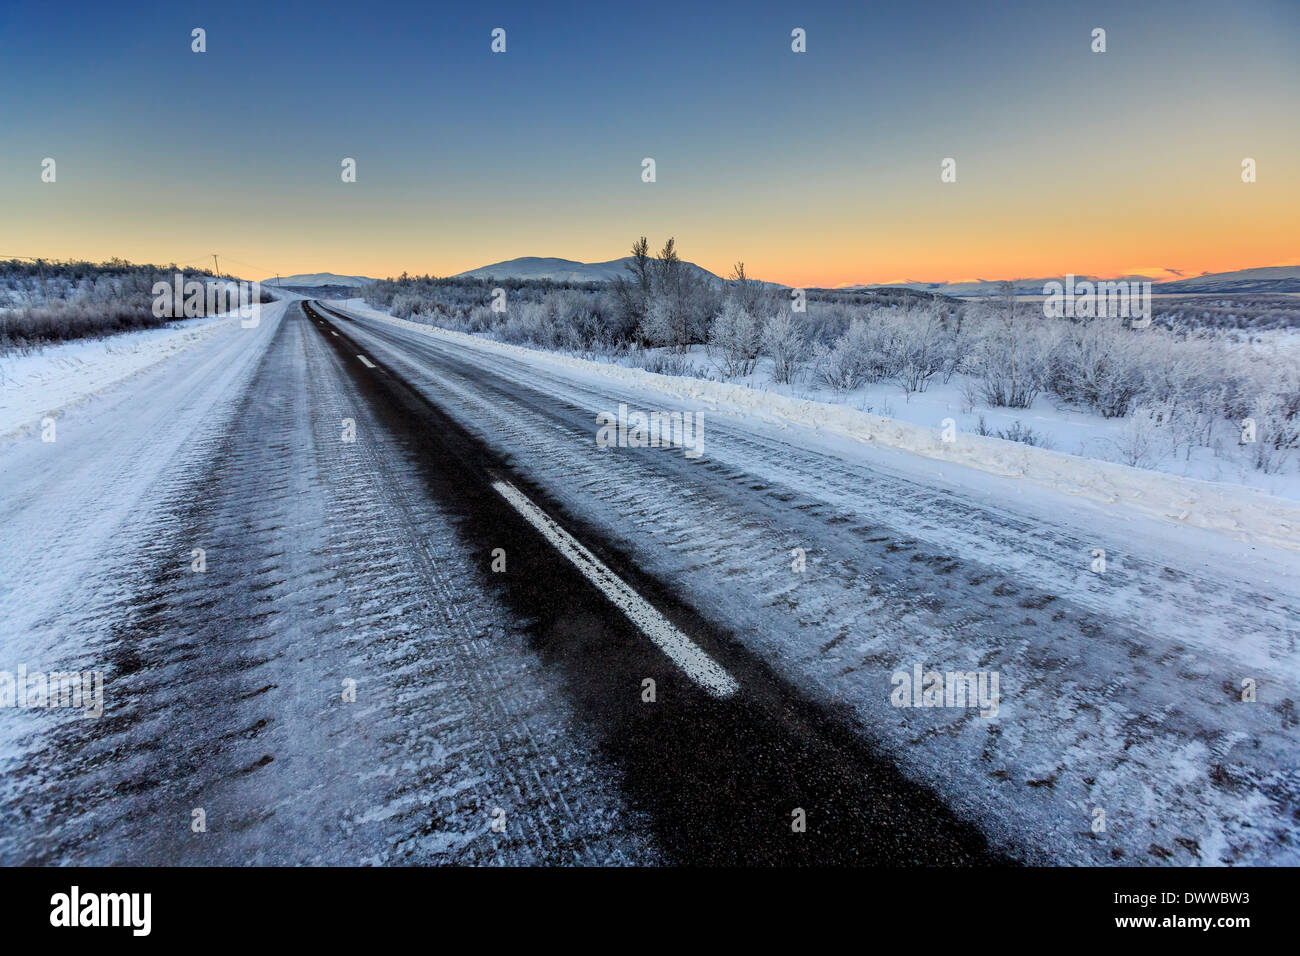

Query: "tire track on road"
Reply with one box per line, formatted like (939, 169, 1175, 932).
(306, 301, 1003, 865)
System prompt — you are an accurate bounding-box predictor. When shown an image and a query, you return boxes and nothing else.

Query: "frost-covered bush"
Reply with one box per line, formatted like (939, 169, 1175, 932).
(965, 305, 1051, 409)
(707, 299, 761, 378)
(886, 305, 949, 394)
(0, 259, 268, 351)
(390, 291, 429, 319)
(1046, 319, 1147, 418)
(1248, 382, 1300, 473)
(1110, 404, 1170, 468)
(811, 307, 952, 393)
(813, 318, 877, 391)
(636, 350, 694, 377)
(638, 296, 681, 351)
(974, 416, 1054, 448)
(496, 302, 551, 346)
(760, 311, 805, 385)
(463, 304, 494, 333)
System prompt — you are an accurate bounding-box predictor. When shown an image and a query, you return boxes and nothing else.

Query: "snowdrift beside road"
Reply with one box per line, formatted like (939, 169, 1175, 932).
(0, 301, 289, 440)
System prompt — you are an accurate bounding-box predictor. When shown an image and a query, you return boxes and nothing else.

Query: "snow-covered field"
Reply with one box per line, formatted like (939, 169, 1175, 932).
(745, 347, 1300, 502)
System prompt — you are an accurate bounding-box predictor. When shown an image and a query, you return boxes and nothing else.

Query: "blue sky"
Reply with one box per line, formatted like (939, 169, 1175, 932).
(2, 0, 1296, 284)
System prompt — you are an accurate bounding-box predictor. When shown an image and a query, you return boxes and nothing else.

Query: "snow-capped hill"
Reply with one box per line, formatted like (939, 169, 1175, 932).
(455, 256, 729, 286)
(263, 273, 374, 288)
(1154, 265, 1300, 294)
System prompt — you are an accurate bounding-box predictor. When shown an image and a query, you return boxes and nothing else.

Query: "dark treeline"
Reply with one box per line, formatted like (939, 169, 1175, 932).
(0, 258, 272, 351)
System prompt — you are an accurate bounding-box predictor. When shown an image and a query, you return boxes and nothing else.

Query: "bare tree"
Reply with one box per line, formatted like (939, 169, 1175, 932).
(613, 236, 654, 336)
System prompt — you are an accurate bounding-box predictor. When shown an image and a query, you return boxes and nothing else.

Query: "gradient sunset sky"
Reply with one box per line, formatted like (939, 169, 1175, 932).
(2, 0, 1297, 287)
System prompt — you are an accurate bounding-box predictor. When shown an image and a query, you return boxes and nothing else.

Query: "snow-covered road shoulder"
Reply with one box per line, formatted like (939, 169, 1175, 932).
(0, 300, 289, 440)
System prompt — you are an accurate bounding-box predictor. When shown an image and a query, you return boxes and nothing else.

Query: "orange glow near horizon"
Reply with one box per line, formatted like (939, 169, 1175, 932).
(6, 109, 1297, 289)
(8, 225, 1297, 289)
(9, 209, 1297, 289)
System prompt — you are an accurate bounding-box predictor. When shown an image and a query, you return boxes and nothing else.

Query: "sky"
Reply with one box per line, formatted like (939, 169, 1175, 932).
(1, 0, 1297, 287)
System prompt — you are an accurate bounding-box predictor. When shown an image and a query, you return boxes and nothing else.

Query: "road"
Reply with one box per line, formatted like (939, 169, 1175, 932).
(1, 299, 1296, 865)
(0, 300, 998, 865)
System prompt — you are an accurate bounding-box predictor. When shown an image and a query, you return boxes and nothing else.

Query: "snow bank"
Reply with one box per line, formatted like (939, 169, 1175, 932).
(0, 302, 287, 440)
(342, 302, 1300, 552)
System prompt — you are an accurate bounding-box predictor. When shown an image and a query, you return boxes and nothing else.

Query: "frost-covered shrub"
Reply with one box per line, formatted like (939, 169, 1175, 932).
(974, 416, 1054, 448)
(707, 299, 761, 378)
(803, 301, 855, 348)
(940, 307, 973, 383)
(857, 315, 901, 385)
(463, 304, 494, 333)
(814, 318, 876, 391)
(390, 291, 429, 319)
(1249, 386, 1300, 473)
(636, 350, 693, 376)
(887, 305, 948, 394)
(965, 306, 1050, 409)
(496, 302, 552, 346)
(1109, 404, 1170, 468)
(760, 311, 805, 385)
(1046, 319, 1147, 418)
(0, 260, 270, 352)
(638, 296, 681, 351)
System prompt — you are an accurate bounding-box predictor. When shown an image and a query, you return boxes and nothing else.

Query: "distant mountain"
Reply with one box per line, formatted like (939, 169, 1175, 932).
(1153, 266, 1300, 294)
(456, 256, 640, 282)
(262, 273, 374, 288)
(838, 276, 1164, 297)
(454, 256, 786, 288)
(839, 266, 1300, 297)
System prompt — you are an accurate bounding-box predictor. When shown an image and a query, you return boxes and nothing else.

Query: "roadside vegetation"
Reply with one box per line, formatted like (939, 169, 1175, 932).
(0, 258, 273, 352)
(365, 238, 1300, 476)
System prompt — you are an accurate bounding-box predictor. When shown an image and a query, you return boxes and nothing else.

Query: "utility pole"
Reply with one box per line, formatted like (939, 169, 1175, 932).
(212, 254, 220, 278)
